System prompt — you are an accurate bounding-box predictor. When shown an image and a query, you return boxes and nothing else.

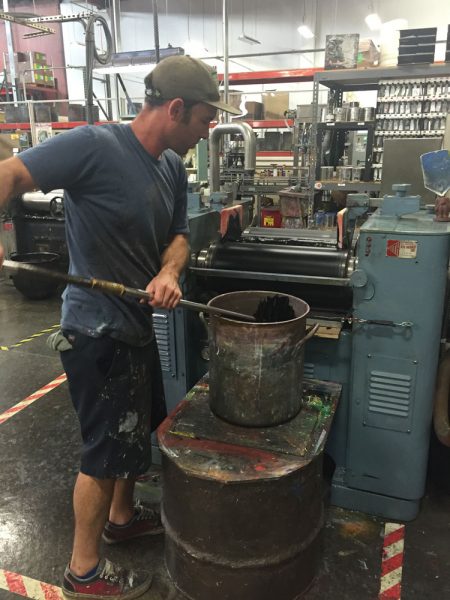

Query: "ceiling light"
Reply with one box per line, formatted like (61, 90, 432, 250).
(93, 64, 157, 75)
(297, 24, 314, 39)
(238, 33, 261, 45)
(365, 13, 382, 30)
(183, 39, 208, 57)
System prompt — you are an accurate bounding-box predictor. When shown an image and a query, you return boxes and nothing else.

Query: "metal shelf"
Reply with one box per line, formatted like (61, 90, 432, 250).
(317, 121, 375, 130)
(0, 121, 110, 130)
(315, 181, 381, 192)
(314, 64, 450, 91)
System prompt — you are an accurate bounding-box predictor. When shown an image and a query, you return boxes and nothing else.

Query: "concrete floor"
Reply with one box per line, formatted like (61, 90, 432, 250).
(1, 275, 450, 599)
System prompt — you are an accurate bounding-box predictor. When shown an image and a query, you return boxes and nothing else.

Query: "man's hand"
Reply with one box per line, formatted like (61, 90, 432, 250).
(146, 269, 182, 310)
(435, 196, 450, 221)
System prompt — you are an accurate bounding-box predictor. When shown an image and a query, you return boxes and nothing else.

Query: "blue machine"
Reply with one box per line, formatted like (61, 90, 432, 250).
(314, 184, 450, 520)
(155, 184, 450, 521)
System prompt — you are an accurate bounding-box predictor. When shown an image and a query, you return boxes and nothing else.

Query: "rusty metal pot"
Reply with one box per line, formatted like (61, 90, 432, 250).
(207, 291, 317, 427)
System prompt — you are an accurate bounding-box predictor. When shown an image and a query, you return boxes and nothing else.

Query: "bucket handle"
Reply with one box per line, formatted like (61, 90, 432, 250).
(295, 323, 319, 351)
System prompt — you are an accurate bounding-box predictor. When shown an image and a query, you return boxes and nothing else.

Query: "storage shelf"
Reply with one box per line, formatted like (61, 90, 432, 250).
(315, 63, 450, 91)
(377, 112, 448, 119)
(376, 130, 445, 136)
(210, 119, 293, 129)
(0, 121, 112, 130)
(315, 181, 381, 192)
(219, 68, 324, 85)
(317, 121, 375, 130)
(379, 95, 450, 101)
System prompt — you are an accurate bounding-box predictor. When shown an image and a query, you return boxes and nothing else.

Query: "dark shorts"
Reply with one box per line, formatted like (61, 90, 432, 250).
(61, 331, 167, 479)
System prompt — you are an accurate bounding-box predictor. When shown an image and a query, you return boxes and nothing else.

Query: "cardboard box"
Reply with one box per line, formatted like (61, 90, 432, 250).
(263, 92, 289, 119)
(325, 34, 360, 70)
(241, 101, 264, 120)
(358, 38, 380, 68)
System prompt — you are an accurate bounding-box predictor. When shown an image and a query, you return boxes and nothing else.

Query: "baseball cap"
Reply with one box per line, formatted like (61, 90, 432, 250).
(145, 55, 241, 116)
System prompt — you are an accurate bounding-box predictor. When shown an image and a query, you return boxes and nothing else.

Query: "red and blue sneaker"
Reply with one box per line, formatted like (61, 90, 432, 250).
(62, 558, 152, 599)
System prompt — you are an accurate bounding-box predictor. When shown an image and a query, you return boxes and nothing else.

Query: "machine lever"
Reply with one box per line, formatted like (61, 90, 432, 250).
(352, 318, 413, 328)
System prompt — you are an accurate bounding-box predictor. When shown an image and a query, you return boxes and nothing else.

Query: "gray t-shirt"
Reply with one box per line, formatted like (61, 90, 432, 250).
(19, 124, 189, 345)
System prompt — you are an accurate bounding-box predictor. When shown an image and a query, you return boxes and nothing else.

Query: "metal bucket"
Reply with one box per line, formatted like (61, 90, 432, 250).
(336, 166, 353, 182)
(320, 166, 334, 181)
(207, 291, 315, 427)
(364, 107, 375, 121)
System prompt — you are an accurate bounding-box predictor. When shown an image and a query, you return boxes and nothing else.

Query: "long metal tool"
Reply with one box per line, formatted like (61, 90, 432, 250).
(2, 259, 256, 322)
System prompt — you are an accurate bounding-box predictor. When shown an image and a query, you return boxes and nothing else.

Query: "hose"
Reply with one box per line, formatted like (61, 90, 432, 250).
(433, 348, 450, 447)
(83, 14, 113, 124)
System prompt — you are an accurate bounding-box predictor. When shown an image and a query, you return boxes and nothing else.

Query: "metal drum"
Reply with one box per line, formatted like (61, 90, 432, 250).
(207, 291, 312, 427)
(157, 376, 340, 600)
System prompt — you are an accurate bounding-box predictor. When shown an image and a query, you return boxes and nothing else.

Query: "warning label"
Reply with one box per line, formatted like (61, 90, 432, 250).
(386, 239, 417, 259)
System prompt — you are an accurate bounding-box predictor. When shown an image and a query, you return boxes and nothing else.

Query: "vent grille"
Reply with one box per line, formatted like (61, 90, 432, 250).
(368, 370, 411, 418)
(152, 313, 172, 373)
(303, 362, 315, 379)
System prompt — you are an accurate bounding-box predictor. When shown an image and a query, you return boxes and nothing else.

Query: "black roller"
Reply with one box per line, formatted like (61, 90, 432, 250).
(207, 242, 349, 279)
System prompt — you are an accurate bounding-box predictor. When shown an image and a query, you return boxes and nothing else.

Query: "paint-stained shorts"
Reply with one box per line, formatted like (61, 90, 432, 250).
(60, 331, 167, 479)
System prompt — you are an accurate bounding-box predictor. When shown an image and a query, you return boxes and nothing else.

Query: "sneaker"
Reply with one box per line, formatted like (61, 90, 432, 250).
(102, 503, 164, 545)
(62, 558, 152, 599)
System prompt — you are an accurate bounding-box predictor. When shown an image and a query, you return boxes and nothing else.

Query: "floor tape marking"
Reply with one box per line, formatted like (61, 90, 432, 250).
(0, 569, 63, 599)
(379, 522, 405, 599)
(0, 324, 60, 351)
(0, 374, 67, 425)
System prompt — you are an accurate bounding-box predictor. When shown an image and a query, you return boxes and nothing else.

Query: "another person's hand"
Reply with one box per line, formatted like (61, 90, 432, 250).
(0, 242, 4, 268)
(435, 196, 450, 221)
(145, 270, 182, 310)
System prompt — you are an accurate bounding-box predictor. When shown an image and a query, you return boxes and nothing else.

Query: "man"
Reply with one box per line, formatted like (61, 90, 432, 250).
(0, 55, 240, 600)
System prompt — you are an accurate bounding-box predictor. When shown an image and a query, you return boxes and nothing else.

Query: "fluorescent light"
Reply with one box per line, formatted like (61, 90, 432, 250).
(93, 64, 156, 75)
(365, 13, 382, 30)
(297, 24, 314, 39)
(183, 39, 208, 57)
(238, 33, 261, 45)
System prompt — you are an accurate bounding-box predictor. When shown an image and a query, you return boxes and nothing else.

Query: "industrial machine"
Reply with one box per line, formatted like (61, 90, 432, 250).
(158, 182, 450, 522)
(5, 189, 68, 269)
(5, 125, 449, 522)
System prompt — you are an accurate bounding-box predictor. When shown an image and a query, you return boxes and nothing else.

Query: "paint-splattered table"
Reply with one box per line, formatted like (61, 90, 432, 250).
(158, 376, 341, 600)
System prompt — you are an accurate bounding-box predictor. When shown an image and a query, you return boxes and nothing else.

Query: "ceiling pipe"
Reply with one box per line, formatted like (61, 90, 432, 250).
(202, 48, 325, 61)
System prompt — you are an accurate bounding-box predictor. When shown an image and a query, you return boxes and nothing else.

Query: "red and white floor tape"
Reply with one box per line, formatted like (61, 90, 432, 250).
(379, 522, 405, 599)
(0, 374, 67, 425)
(0, 569, 63, 599)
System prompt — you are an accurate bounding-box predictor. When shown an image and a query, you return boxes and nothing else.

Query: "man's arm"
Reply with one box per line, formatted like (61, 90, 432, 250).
(0, 157, 38, 266)
(146, 234, 190, 309)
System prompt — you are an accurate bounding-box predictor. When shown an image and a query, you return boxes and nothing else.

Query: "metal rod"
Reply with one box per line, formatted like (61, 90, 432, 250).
(201, 48, 325, 60)
(3, 260, 256, 322)
(3, 0, 17, 103)
(222, 0, 229, 124)
(153, 0, 160, 63)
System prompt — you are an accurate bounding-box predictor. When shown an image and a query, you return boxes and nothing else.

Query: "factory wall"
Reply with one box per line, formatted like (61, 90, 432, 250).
(58, 0, 450, 112)
(0, 0, 68, 99)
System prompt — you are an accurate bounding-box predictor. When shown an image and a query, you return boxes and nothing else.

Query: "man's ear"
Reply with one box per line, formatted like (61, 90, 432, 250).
(167, 98, 185, 121)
